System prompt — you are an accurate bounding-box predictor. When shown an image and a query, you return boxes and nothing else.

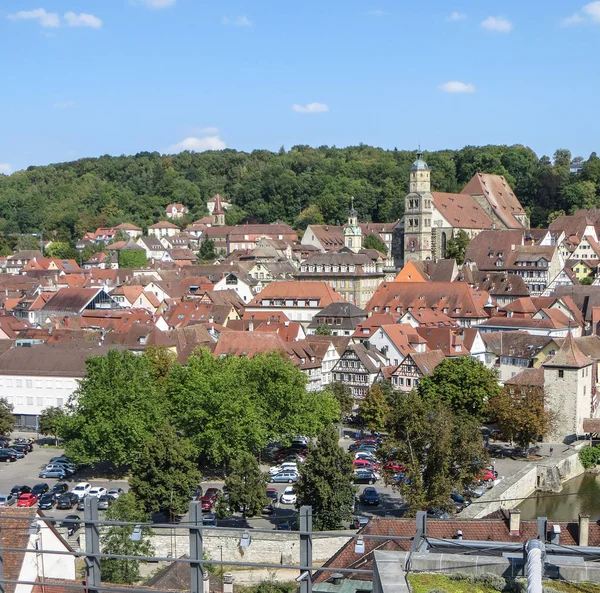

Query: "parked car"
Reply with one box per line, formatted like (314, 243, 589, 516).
(360, 487, 380, 505)
(57, 493, 80, 510)
(108, 488, 124, 499)
(384, 461, 405, 472)
(0, 494, 16, 507)
(281, 454, 304, 464)
(13, 440, 33, 452)
(351, 515, 370, 530)
(4, 448, 24, 459)
(31, 484, 50, 497)
(11, 444, 29, 455)
(11, 485, 31, 495)
(391, 472, 409, 484)
(202, 512, 217, 526)
(277, 521, 292, 531)
(353, 470, 379, 485)
(50, 456, 73, 465)
(427, 507, 451, 520)
(269, 462, 298, 476)
(280, 487, 297, 505)
(270, 471, 299, 484)
(466, 485, 485, 498)
(98, 495, 113, 510)
(60, 515, 81, 536)
(450, 492, 471, 512)
(52, 462, 76, 475)
(51, 483, 69, 499)
(353, 459, 379, 471)
(72, 483, 92, 498)
(262, 501, 274, 515)
(0, 450, 18, 462)
(39, 468, 66, 480)
(266, 488, 279, 506)
(17, 493, 38, 507)
(477, 469, 498, 483)
(355, 451, 379, 462)
(38, 493, 56, 510)
(76, 498, 86, 511)
(88, 487, 107, 499)
(200, 488, 219, 512)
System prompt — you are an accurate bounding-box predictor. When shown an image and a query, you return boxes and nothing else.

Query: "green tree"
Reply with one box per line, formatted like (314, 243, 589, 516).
(315, 324, 332, 335)
(359, 384, 389, 432)
(329, 382, 354, 418)
(130, 421, 202, 517)
(295, 425, 355, 530)
(418, 357, 500, 419)
(386, 389, 487, 514)
(167, 349, 339, 467)
(363, 233, 387, 254)
(488, 385, 555, 451)
(547, 210, 566, 224)
(59, 349, 167, 468)
(223, 451, 269, 518)
(581, 276, 595, 285)
(0, 398, 15, 437)
(38, 406, 65, 445)
(198, 238, 217, 261)
(100, 492, 154, 584)
(144, 346, 177, 384)
(118, 249, 147, 269)
(45, 241, 79, 260)
(444, 229, 470, 264)
(295, 205, 324, 230)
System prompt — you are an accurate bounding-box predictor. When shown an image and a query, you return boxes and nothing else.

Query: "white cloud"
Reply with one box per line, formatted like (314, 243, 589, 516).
(583, 1, 600, 21)
(367, 9, 387, 16)
(53, 100, 77, 109)
(167, 136, 227, 154)
(137, 0, 176, 8)
(0, 164, 12, 175)
(448, 11, 466, 21)
(439, 81, 476, 94)
(292, 102, 329, 114)
(7, 8, 60, 28)
(562, 12, 584, 26)
(481, 16, 513, 33)
(222, 15, 252, 26)
(64, 12, 103, 28)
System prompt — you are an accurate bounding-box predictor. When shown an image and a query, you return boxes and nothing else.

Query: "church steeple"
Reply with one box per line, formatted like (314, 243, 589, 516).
(344, 197, 362, 252)
(409, 149, 431, 193)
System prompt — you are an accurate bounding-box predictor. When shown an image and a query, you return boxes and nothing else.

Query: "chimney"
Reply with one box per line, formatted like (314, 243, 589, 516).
(456, 530, 463, 540)
(331, 574, 344, 586)
(579, 514, 590, 547)
(550, 524, 561, 545)
(223, 574, 234, 593)
(508, 509, 521, 535)
(248, 320, 254, 332)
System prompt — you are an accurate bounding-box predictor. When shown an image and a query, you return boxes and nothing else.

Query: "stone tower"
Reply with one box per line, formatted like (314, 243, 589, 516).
(404, 150, 434, 261)
(344, 198, 362, 253)
(542, 332, 593, 442)
(212, 194, 225, 227)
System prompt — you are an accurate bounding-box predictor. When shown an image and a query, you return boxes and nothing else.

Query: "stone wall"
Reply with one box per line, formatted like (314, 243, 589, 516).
(151, 528, 352, 566)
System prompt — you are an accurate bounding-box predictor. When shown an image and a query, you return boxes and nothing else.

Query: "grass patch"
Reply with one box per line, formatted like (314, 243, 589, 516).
(547, 583, 600, 593)
(408, 574, 496, 593)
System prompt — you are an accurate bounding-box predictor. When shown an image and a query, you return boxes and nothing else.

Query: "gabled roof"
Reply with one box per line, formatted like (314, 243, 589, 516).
(115, 222, 142, 231)
(149, 220, 180, 229)
(249, 281, 346, 306)
(408, 350, 446, 376)
(481, 331, 551, 358)
(305, 225, 345, 249)
(415, 327, 468, 356)
(464, 230, 525, 269)
(543, 332, 592, 368)
(505, 366, 545, 386)
(41, 288, 105, 313)
(432, 192, 494, 229)
(461, 173, 527, 229)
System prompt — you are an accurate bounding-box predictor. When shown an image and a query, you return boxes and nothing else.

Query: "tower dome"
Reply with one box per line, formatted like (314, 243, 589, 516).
(410, 150, 430, 172)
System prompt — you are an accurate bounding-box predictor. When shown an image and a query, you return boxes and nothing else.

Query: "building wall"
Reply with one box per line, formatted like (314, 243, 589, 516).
(0, 373, 79, 423)
(544, 364, 594, 442)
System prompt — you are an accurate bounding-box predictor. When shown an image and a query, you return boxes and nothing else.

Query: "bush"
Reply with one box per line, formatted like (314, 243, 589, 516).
(448, 572, 471, 581)
(579, 445, 600, 468)
(472, 573, 507, 591)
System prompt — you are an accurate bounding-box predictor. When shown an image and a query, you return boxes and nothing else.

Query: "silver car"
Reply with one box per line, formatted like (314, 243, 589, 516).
(0, 494, 16, 507)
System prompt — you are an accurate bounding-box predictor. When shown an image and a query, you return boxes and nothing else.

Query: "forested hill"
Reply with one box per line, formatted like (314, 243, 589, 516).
(0, 144, 598, 242)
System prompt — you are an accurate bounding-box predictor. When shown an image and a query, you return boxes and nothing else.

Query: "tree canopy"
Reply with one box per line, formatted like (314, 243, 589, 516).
(0, 144, 595, 240)
(222, 452, 269, 518)
(0, 398, 15, 437)
(418, 357, 500, 419)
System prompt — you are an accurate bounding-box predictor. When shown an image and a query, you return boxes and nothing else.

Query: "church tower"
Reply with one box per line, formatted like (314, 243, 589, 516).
(212, 194, 226, 227)
(404, 150, 434, 262)
(344, 198, 362, 253)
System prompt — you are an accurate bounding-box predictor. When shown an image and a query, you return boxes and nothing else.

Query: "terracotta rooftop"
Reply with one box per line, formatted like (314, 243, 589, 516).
(432, 192, 494, 229)
(543, 332, 592, 368)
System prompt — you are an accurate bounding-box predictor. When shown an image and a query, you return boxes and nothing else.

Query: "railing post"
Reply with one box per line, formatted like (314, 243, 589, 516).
(0, 523, 4, 593)
(189, 501, 204, 593)
(85, 496, 101, 593)
(299, 505, 313, 593)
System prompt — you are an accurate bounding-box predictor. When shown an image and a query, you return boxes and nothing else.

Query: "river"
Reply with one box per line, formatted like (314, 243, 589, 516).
(517, 472, 600, 521)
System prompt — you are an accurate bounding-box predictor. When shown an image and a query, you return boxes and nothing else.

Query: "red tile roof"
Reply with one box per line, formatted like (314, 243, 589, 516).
(432, 192, 494, 229)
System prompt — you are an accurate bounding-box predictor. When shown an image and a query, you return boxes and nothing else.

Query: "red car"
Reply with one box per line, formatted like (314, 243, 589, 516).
(17, 493, 38, 507)
(477, 469, 497, 483)
(384, 461, 405, 473)
(200, 488, 220, 512)
(353, 459, 379, 471)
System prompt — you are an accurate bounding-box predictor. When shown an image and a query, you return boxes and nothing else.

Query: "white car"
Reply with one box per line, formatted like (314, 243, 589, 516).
(88, 487, 108, 499)
(355, 452, 378, 462)
(280, 487, 297, 505)
(72, 482, 91, 499)
(269, 462, 298, 476)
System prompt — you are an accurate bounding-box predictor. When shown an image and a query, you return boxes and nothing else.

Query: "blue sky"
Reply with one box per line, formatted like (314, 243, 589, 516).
(1, 0, 599, 173)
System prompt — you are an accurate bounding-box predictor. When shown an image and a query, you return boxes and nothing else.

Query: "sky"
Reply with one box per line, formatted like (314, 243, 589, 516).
(1, 0, 600, 173)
